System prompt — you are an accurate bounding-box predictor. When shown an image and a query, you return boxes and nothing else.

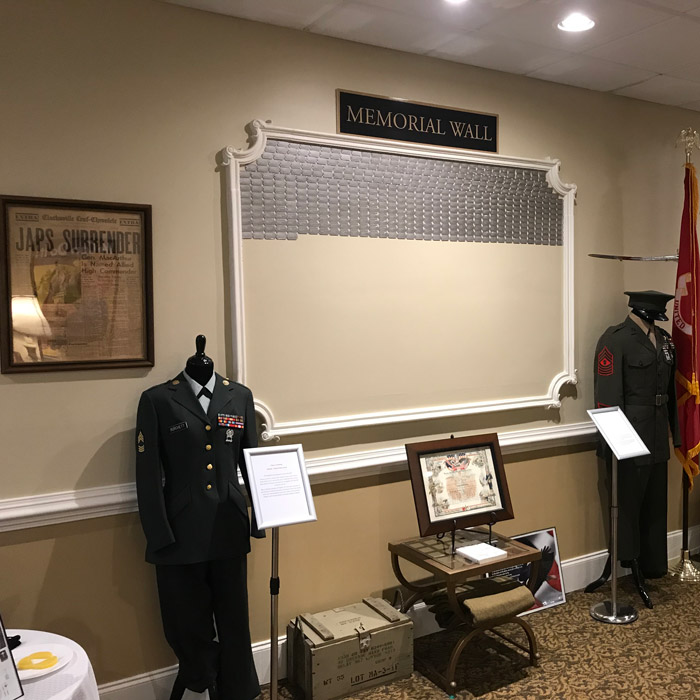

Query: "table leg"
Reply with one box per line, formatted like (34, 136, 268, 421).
(390, 553, 443, 612)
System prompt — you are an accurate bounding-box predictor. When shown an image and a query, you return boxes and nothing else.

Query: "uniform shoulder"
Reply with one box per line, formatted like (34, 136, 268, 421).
(219, 375, 252, 396)
(597, 322, 626, 342)
(658, 326, 672, 339)
(141, 376, 181, 397)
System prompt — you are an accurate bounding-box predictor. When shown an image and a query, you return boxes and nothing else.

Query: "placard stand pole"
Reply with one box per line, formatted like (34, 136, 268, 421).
(244, 444, 317, 700)
(590, 455, 638, 624)
(270, 526, 280, 700)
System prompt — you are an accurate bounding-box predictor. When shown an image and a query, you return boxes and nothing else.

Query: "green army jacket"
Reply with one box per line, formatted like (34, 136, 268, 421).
(594, 316, 681, 465)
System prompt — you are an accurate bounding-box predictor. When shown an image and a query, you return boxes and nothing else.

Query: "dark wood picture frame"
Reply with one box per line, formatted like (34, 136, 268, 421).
(0, 194, 154, 373)
(405, 433, 514, 537)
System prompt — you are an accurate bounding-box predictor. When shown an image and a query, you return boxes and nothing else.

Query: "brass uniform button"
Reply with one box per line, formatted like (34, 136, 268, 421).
(172, 379, 180, 385)
(205, 444, 212, 451)
(205, 425, 211, 431)
(206, 484, 212, 490)
(223, 380, 230, 386)
(206, 464, 213, 471)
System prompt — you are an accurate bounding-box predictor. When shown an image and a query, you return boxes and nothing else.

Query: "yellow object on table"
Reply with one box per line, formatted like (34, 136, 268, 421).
(18, 651, 59, 670)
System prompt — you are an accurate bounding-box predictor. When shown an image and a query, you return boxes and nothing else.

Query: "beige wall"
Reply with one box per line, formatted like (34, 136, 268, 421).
(1, 0, 699, 685)
(244, 237, 565, 422)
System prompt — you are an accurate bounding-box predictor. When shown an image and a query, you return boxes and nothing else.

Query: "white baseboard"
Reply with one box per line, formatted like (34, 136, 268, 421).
(99, 524, 700, 699)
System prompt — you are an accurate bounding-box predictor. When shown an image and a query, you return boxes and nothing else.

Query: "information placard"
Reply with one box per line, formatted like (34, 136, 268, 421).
(243, 444, 316, 529)
(588, 406, 650, 460)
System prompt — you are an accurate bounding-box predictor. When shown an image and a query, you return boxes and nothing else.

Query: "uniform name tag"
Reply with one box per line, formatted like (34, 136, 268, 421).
(218, 414, 244, 429)
(169, 421, 189, 434)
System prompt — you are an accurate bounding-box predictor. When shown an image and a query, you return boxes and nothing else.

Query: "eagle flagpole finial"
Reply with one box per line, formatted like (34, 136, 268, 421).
(677, 127, 700, 163)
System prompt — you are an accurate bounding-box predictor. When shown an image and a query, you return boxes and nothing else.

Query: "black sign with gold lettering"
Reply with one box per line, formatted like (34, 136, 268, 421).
(337, 90, 497, 153)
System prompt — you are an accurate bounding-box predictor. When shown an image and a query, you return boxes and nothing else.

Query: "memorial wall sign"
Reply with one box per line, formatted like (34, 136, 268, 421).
(221, 120, 576, 441)
(336, 89, 498, 153)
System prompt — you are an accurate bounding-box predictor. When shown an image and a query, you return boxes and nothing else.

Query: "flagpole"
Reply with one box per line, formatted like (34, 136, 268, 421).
(669, 128, 700, 582)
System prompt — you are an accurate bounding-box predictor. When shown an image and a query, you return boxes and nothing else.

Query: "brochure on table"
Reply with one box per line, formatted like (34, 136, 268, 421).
(0, 616, 22, 700)
(243, 444, 317, 529)
(587, 406, 650, 461)
(456, 542, 508, 563)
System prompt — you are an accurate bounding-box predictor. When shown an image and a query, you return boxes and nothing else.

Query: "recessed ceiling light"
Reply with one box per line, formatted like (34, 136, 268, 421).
(557, 12, 595, 32)
(444, 0, 469, 5)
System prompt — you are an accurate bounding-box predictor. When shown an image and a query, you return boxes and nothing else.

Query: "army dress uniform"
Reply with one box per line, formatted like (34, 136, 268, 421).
(136, 371, 263, 699)
(594, 316, 681, 577)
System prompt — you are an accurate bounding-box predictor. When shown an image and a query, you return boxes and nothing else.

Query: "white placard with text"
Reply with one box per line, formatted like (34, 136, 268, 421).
(588, 406, 650, 461)
(243, 444, 316, 529)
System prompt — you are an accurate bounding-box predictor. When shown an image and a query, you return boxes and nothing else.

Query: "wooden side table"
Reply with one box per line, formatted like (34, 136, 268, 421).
(388, 529, 542, 695)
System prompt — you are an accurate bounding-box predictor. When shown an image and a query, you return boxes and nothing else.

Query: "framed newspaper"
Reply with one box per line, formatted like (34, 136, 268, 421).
(405, 433, 513, 537)
(0, 194, 153, 373)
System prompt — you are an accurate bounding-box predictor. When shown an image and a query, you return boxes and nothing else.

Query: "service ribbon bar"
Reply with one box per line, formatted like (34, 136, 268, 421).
(337, 89, 498, 153)
(218, 414, 244, 429)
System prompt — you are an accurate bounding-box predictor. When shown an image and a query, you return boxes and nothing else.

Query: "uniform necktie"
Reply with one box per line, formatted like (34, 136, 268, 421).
(196, 386, 212, 412)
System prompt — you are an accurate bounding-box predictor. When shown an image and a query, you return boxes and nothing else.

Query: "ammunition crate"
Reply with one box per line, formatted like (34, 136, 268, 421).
(286, 597, 413, 700)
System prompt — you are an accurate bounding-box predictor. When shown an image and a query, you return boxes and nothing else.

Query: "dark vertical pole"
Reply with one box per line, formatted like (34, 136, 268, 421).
(270, 527, 280, 700)
(683, 471, 690, 551)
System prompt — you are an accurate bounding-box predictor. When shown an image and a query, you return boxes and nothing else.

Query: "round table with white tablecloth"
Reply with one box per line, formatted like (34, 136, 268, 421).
(8, 630, 99, 700)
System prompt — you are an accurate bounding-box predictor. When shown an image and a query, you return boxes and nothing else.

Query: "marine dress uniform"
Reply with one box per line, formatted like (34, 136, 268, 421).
(136, 371, 263, 700)
(594, 307, 681, 578)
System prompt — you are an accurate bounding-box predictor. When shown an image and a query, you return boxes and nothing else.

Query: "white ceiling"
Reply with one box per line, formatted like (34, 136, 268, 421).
(164, 0, 700, 111)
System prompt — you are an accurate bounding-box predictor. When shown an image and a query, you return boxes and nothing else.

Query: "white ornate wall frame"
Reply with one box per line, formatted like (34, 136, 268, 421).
(221, 120, 577, 442)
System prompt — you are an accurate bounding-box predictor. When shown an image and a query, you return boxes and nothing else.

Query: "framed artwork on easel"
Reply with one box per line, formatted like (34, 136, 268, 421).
(405, 433, 514, 537)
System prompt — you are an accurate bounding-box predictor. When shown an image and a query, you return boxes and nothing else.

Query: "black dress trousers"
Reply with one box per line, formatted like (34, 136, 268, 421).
(156, 557, 259, 698)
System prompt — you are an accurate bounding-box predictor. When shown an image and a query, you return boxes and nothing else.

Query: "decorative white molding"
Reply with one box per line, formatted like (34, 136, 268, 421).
(306, 421, 596, 484)
(0, 422, 596, 533)
(98, 524, 699, 700)
(220, 121, 578, 441)
(0, 483, 137, 533)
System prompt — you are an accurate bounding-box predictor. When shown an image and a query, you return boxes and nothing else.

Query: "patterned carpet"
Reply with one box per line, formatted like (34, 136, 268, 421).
(262, 574, 700, 700)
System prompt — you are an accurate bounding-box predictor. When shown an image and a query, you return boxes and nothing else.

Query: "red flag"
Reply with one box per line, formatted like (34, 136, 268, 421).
(673, 163, 700, 487)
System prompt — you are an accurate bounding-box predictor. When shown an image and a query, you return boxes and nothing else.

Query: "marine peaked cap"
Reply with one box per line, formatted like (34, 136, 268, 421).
(624, 290, 674, 314)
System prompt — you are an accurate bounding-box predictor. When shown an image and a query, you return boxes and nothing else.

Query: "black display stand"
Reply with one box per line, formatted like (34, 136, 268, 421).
(587, 406, 650, 625)
(589, 454, 638, 624)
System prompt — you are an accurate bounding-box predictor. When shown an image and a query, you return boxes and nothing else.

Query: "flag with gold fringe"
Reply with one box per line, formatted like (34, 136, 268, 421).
(673, 162, 700, 487)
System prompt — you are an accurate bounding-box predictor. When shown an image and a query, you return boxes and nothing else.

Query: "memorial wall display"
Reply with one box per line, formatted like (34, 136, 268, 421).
(221, 121, 576, 442)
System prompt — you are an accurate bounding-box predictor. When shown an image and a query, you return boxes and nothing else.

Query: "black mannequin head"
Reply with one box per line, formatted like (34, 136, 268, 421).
(185, 334, 214, 385)
(625, 290, 674, 323)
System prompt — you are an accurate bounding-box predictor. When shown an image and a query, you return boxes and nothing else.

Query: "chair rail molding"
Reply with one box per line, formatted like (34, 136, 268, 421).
(220, 120, 577, 442)
(0, 421, 596, 533)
